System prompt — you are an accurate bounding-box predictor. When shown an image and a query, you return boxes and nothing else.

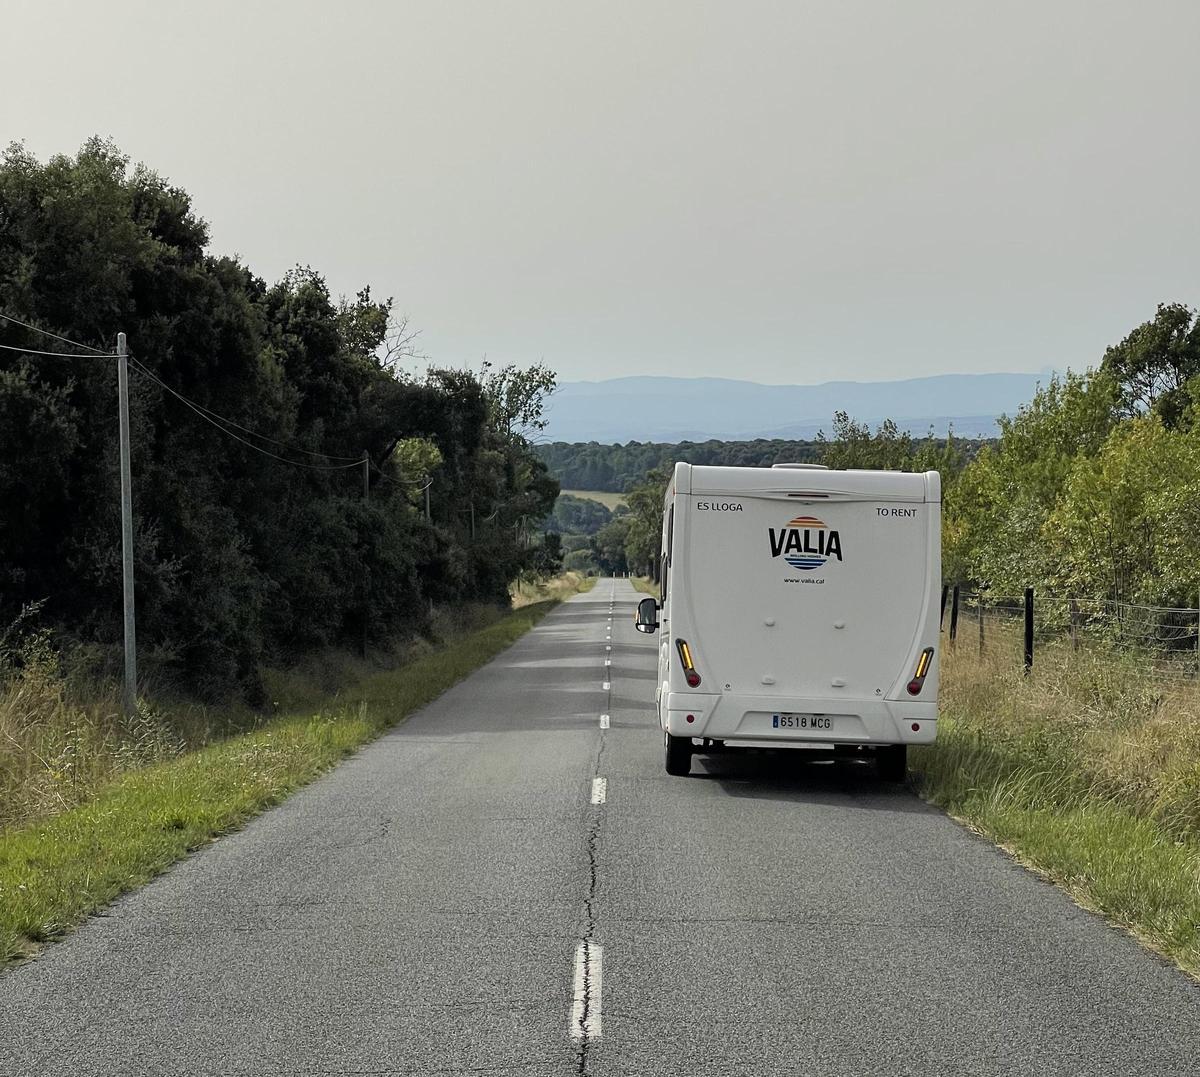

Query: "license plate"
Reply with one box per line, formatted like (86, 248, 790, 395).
(772, 713, 833, 730)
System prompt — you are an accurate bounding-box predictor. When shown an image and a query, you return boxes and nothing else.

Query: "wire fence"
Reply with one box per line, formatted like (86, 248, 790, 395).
(941, 586, 1200, 683)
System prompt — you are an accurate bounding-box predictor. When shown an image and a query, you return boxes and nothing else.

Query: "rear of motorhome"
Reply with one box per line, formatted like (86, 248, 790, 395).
(634, 462, 941, 778)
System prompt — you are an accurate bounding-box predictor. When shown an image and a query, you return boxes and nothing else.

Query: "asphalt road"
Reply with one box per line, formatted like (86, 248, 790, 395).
(2, 580, 1199, 1076)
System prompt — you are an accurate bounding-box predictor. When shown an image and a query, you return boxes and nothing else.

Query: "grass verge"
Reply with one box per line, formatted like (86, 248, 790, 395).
(511, 570, 596, 608)
(0, 599, 562, 966)
(631, 576, 659, 597)
(915, 633, 1200, 979)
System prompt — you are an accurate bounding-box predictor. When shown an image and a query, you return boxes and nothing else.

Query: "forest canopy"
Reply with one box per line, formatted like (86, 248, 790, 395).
(0, 139, 559, 697)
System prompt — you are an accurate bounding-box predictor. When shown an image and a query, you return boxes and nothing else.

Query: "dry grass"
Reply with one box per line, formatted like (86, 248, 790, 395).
(631, 576, 659, 597)
(917, 626, 1200, 976)
(0, 601, 533, 835)
(1, 600, 561, 964)
(0, 637, 214, 833)
(510, 570, 596, 608)
(931, 627, 1200, 838)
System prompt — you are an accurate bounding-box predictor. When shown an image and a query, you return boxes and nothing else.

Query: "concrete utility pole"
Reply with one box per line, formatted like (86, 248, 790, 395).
(360, 451, 371, 657)
(116, 332, 137, 717)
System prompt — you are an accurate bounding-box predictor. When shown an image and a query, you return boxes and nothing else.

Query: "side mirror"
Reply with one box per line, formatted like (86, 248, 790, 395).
(634, 596, 660, 634)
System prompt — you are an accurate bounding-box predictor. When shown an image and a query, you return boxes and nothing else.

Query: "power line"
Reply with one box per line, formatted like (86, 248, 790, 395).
(0, 311, 109, 355)
(2, 311, 362, 466)
(130, 360, 361, 462)
(0, 340, 110, 359)
(1, 311, 425, 479)
(369, 467, 434, 493)
(128, 356, 363, 472)
(368, 460, 434, 485)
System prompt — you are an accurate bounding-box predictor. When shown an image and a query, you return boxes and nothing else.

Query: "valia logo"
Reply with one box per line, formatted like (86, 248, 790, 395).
(768, 516, 843, 570)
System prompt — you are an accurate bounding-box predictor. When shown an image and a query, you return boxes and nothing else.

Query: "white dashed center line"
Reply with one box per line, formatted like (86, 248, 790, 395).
(591, 777, 607, 804)
(599, 714, 610, 729)
(570, 940, 603, 1041)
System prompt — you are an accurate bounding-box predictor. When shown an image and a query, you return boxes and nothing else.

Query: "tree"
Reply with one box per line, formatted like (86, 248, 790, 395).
(1101, 302, 1200, 428)
(542, 494, 612, 536)
(591, 517, 632, 575)
(816, 413, 915, 471)
(0, 139, 562, 697)
(945, 370, 1119, 592)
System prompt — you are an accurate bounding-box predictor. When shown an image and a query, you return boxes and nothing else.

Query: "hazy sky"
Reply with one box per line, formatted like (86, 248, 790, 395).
(5, 1, 1199, 384)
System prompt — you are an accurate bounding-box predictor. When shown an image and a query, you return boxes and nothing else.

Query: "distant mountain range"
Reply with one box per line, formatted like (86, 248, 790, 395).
(541, 373, 1052, 443)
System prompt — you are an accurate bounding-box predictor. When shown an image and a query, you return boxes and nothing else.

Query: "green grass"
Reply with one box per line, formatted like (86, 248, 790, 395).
(0, 600, 560, 965)
(562, 489, 627, 510)
(916, 634, 1200, 979)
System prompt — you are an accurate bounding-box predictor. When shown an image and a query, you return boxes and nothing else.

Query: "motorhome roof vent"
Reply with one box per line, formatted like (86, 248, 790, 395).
(771, 463, 829, 470)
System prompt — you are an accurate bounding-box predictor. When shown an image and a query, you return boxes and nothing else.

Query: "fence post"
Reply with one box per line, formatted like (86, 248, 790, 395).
(1024, 587, 1034, 673)
(1069, 598, 1080, 652)
(949, 585, 960, 644)
(940, 584, 949, 629)
(977, 593, 985, 655)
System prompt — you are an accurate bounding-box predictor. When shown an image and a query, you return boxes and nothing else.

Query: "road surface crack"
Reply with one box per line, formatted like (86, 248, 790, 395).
(573, 592, 613, 1075)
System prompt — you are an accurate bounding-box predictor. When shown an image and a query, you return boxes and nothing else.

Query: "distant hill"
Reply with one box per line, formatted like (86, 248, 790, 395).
(541, 373, 1050, 443)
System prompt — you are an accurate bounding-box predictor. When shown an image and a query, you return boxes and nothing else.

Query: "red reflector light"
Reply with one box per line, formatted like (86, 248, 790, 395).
(911, 722, 920, 732)
(686, 714, 695, 723)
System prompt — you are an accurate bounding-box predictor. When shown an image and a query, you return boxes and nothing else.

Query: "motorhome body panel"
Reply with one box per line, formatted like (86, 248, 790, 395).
(659, 463, 940, 746)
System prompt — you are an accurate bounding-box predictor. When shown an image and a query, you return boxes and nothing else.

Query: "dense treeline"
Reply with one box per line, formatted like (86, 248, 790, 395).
(946, 302, 1200, 607)
(0, 140, 559, 697)
(541, 494, 612, 536)
(537, 431, 985, 494)
(579, 302, 1200, 608)
(536, 438, 823, 492)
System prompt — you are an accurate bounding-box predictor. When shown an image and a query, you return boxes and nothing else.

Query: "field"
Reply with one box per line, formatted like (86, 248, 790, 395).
(562, 488, 627, 510)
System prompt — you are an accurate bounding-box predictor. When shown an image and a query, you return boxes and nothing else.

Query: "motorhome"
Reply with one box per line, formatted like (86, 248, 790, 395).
(634, 462, 941, 778)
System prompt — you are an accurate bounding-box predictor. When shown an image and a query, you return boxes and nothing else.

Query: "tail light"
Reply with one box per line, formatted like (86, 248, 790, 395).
(676, 639, 701, 687)
(907, 647, 934, 695)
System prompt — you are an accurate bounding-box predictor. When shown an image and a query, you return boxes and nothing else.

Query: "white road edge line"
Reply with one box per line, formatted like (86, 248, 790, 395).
(591, 777, 607, 804)
(570, 941, 603, 1041)
(600, 714, 610, 729)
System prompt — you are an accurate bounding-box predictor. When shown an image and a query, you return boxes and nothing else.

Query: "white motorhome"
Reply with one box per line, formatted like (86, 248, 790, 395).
(634, 462, 941, 779)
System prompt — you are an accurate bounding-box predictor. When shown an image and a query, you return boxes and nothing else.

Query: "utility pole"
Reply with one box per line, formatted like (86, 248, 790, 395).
(360, 450, 370, 657)
(116, 332, 137, 717)
(424, 483, 431, 521)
